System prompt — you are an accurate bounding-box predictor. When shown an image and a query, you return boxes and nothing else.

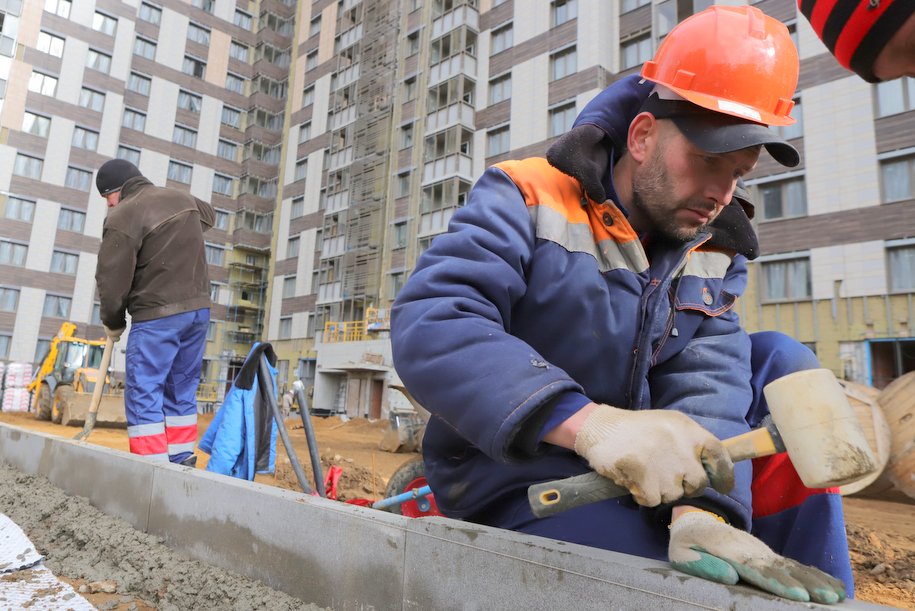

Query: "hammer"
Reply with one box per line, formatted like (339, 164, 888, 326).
(529, 368, 878, 518)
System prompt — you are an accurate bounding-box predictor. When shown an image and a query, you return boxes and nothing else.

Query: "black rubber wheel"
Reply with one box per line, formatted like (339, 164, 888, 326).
(51, 385, 74, 425)
(383, 457, 440, 517)
(33, 383, 52, 421)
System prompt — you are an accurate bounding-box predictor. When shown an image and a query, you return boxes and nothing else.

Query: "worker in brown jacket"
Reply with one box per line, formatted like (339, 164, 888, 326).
(95, 159, 215, 466)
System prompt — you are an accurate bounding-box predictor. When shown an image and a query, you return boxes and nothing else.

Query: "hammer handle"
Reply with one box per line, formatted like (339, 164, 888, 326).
(528, 426, 779, 518)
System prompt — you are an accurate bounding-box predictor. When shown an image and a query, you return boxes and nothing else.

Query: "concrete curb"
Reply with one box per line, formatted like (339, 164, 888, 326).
(0, 423, 889, 610)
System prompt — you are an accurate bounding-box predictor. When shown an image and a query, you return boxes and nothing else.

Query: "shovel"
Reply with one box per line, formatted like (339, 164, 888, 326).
(73, 337, 114, 441)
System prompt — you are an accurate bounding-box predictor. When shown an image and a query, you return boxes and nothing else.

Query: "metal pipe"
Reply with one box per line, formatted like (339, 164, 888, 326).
(372, 485, 432, 511)
(258, 354, 312, 495)
(293, 380, 325, 497)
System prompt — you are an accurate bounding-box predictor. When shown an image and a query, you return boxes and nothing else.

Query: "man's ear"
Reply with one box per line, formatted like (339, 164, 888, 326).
(626, 112, 656, 164)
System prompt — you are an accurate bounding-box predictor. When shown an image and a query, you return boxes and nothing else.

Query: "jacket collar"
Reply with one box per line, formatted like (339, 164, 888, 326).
(120, 175, 152, 200)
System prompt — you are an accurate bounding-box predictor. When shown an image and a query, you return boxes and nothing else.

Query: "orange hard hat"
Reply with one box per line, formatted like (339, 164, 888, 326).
(641, 5, 799, 126)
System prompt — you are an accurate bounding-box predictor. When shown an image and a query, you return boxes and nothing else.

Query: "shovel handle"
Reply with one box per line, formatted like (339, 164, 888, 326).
(74, 337, 114, 441)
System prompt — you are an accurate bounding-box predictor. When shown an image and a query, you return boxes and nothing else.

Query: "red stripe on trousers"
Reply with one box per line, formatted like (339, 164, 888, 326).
(129, 433, 168, 456)
(751, 453, 840, 519)
(165, 424, 197, 445)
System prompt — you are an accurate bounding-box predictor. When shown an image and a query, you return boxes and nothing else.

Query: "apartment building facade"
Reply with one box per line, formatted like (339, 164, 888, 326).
(0, 0, 911, 416)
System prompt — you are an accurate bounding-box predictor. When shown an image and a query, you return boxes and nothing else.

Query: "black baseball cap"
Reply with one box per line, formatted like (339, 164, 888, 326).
(96, 159, 143, 196)
(641, 91, 800, 168)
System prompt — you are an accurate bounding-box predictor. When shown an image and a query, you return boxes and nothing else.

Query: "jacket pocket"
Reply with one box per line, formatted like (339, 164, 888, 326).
(675, 282, 737, 317)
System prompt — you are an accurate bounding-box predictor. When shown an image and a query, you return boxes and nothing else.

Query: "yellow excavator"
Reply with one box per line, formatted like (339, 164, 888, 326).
(27, 322, 126, 427)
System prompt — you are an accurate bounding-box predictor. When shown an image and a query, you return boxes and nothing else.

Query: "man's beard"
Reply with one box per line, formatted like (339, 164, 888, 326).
(631, 145, 712, 243)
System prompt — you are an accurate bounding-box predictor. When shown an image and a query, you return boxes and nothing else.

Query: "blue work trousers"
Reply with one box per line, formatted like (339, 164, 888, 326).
(125, 308, 209, 464)
(494, 331, 855, 596)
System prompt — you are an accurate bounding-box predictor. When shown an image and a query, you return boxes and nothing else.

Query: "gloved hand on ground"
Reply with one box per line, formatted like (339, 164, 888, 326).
(573, 404, 734, 507)
(668, 509, 846, 604)
(103, 325, 125, 342)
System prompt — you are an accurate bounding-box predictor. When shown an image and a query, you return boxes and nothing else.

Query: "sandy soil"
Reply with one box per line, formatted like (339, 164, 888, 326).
(0, 410, 913, 608)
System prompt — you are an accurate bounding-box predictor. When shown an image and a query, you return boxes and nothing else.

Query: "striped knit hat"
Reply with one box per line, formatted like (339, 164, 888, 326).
(799, 0, 915, 82)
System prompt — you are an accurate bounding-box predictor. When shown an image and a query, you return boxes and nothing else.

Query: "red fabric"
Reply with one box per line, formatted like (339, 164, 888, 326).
(165, 424, 197, 445)
(833, 1, 894, 69)
(345, 498, 374, 506)
(806, 0, 840, 35)
(324, 465, 343, 501)
(751, 453, 840, 519)
(129, 433, 167, 455)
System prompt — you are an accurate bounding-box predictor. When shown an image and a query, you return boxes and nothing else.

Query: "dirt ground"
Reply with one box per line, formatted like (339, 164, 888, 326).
(0, 410, 913, 608)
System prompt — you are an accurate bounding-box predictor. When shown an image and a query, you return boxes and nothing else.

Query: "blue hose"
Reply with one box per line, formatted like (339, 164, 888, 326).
(372, 485, 433, 511)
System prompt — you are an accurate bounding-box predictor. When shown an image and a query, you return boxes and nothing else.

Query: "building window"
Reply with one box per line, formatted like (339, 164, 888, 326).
(286, 236, 300, 258)
(192, 0, 213, 13)
(404, 76, 417, 101)
(0, 240, 27, 266)
(621, 35, 651, 70)
(0, 287, 19, 311)
(309, 15, 321, 36)
(34, 339, 51, 363)
(217, 139, 238, 160)
(206, 321, 216, 341)
(43, 295, 71, 318)
(221, 105, 241, 128)
(167, 161, 192, 184)
(187, 23, 210, 44)
(279, 317, 292, 339)
(550, 46, 577, 81)
(229, 41, 249, 62)
(621, 0, 650, 12)
(775, 99, 803, 141)
(306, 50, 317, 70)
(297, 122, 312, 144)
(761, 257, 811, 301)
(881, 155, 915, 203)
(758, 177, 807, 221)
(13, 154, 43, 179)
(657, 0, 676, 38)
(205, 244, 225, 266)
(400, 123, 414, 149)
(549, 102, 576, 138)
(396, 172, 411, 198)
(65, 167, 92, 191)
(234, 9, 252, 30)
(407, 31, 420, 56)
(489, 73, 511, 105)
(138, 2, 161, 24)
(86, 49, 112, 73)
(225, 72, 245, 94)
(302, 85, 314, 107)
(134, 37, 156, 59)
(45, 0, 71, 18)
(22, 112, 51, 137)
(212, 174, 234, 196)
(491, 24, 512, 55)
(58, 208, 85, 232)
(117, 146, 140, 165)
(5, 197, 35, 223)
(50, 250, 78, 274)
(172, 125, 197, 148)
(214, 210, 229, 230)
(887, 242, 915, 292)
(92, 12, 117, 36)
(79, 88, 105, 112)
(294, 159, 308, 181)
(183, 55, 206, 78)
(283, 276, 296, 298)
(122, 108, 146, 131)
(178, 90, 202, 113)
(127, 72, 151, 96)
(487, 126, 510, 156)
(72, 126, 99, 151)
(37, 31, 64, 57)
(551, 0, 577, 27)
(393, 221, 407, 248)
(390, 272, 405, 299)
(28, 71, 58, 96)
(291, 197, 305, 218)
(875, 77, 915, 118)
(210, 282, 220, 302)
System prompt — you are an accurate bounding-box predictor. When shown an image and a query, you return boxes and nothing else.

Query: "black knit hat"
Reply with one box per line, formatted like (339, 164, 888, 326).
(799, 0, 915, 83)
(96, 159, 143, 196)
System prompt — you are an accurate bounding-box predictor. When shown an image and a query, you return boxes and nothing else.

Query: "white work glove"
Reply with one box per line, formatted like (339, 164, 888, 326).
(669, 510, 846, 604)
(573, 404, 733, 507)
(103, 325, 125, 342)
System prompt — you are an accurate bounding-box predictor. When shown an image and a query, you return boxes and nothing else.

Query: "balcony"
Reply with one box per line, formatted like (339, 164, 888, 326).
(423, 153, 473, 184)
(330, 105, 358, 130)
(325, 190, 349, 213)
(317, 281, 343, 304)
(431, 4, 478, 38)
(332, 64, 360, 91)
(418, 208, 456, 237)
(327, 146, 354, 171)
(425, 101, 475, 133)
(321, 235, 346, 259)
(337, 24, 363, 50)
(428, 53, 477, 88)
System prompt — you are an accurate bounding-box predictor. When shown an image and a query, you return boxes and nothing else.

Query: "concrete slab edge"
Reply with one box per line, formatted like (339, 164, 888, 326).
(0, 423, 888, 610)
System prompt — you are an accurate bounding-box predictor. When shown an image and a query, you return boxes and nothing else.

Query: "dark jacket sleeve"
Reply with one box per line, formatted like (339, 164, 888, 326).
(391, 168, 584, 463)
(646, 259, 755, 530)
(95, 225, 140, 329)
(195, 197, 215, 231)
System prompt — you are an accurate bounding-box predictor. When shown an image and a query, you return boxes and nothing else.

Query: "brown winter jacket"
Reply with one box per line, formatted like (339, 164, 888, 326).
(95, 176, 215, 329)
